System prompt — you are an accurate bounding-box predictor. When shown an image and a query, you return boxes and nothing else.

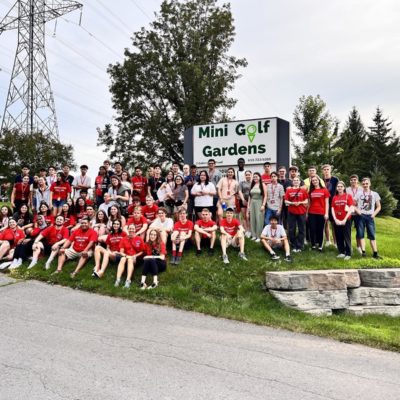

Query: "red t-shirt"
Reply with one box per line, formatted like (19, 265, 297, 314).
(141, 204, 159, 222)
(195, 219, 216, 238)
(62, 214, 76, 228)
(284, 188, 308, 215)
(120, 235, 146, 256)
(127, 215, 148, 232)
(34, 214, 54, 226)
(332, 193, 353, 221)
(69, 228, 98, 252)
(220, 218, 241, 237)
(308, 188, 330, 215)
(106, 231, 127, 252)
(41, 225, 70, 245)
(131, 176, 148, 202)
(13, 182, 31, 201)
(50, 182, 71, 200)
(144, 241, 167, 256)
(75, 209, 88, 221)
(261, 174, 271, 185)
(174, 220, 194, 235)
(0, 228, 25, 248)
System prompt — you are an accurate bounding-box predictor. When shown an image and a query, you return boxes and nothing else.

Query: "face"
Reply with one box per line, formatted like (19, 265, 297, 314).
(289, 169, 297, 178)
(56, 216, 64, 225)
(62, 203, 69, 212)
(201, 211, 210, 220)
(270, 218, 278, 227)
(271, 174, 278, 182)
(37, 215, 45, 225)
(245, 171, 252, 181)
(190, 167, 197, 175)
(1, 206, 8, 215)
(80, 220, 89, 230)
(87, 207, 94, 216)
(208, 160, 215, 169)
(279, 169, 286, 178)
(128, 224, 136, 235)
(122, 172, 129, 181)
(147, 167, 154, 176)
(200, 172, 207, 181)
(154, 166, 161, 175)
(167, 171, 174, 181)
(227, 169, 234, 178)
(238, 160, 245, 168)
(175, 176, 183, 185)
(99, 167, 106, 175)
(179, 212, 187, 221)
(146, 197, 154, 206)
(226, 211, 234, 219)
(253, 174, 260, 182)
(311, 177, 319, 187)
(22, 167, 29, 175)
(81, 167, 88, 175)
(264, 164, 271, 173)
(104, 193, 111, 202)
(337, 183, 344, 192)
(9, 219, 17, 229)
(40, 204, 48, 213)
(63, 166, 70, 174)
(149, 230, 157, 241)
(135, 168, 142, 177)
(49, 167, 55, 175)
(362, 180, 370, 189)
(98, 211, 105, 220)
(172, 164, 179, 173)
(78, 198, 85, 206)
(110, 206, 118, 215)
(292, 177, 300, 186)
(20, 205, 28, 213)
(115, 163, 122, 172)
(22, 176, 30, 184)
(323, 166, 331, 175)
(34, 175, 39, 182)
(103, 161, 110, 169)
(183, 165, 190, 174)
(308, 168, 316, 177)
(112, 221, 121, 230)
(133, 210, 141, 219)
(350, 177, 358, 185)
(158, 210, 166, 219)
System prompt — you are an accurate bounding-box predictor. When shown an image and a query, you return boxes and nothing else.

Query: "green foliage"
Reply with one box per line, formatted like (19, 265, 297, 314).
(98, 0, 247, 168)
(292, 95, 340, 176)
(370, 168, 398, 216)
(0, 129, 75, 181)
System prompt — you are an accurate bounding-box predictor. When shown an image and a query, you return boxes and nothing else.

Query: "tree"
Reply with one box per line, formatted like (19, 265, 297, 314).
(97, 0, 247, 168)
(370, 168, 398, 216)
(0, 130, 76, 182)
(292, 95, 339, 176)
(333, 107, 367, 179)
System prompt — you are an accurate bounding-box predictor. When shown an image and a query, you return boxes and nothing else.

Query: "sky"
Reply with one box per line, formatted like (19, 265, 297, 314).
(0, 0, 399, 175)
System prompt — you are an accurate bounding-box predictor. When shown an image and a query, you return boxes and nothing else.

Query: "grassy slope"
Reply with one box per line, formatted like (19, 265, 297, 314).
(7, 216, 400, 352)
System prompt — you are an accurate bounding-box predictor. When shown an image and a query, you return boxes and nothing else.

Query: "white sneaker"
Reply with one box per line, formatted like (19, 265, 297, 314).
(0, 261, 12, 270)
(238, 252, 248, 261)
(336, 254, 346, 259)
(344, 256, 351, 261)
(255, 238, 260, 243)
(27, 259, 38, 269)
(245, 231, 252, 238)
(222, 254, 230, 264)
(9, 258, 23, 270)
(357, 247, 362, 255)
(325, 241, 332, 247)
(251, 237, 257, 241)
(44, 262, 51, 270)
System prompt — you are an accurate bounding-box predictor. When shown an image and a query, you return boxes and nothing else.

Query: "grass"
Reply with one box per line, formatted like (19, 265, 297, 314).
(5, 215, 400, 352)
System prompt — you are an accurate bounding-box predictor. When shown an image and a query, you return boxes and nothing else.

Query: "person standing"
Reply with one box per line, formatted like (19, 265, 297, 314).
(216, 167, 239, 218)
(63, 165, 74, 186)
(331, 181, 353, 260)
(131, 167, 148, 205)
(148, 164, 165, 202)
(247, 172, 266, 242)
(72, 165, 92, 200)
(94, 166, 111, 207)
(207, 159, 222, 218)
(346, 174, 362, 253)
(15, 165, 33, 185)
(11, 175, 32, 212)
(46, 166, 57, 188)
(184, 164, 198, 220)
(322, 164, 339, 246)
(238, 170, 252, 237)
(50, 172, 72, 216)
(261, 162, 272, 185)
(264, 172, 284, 225)
(354, 178, 382, 259)
(236, 158, 246, 183)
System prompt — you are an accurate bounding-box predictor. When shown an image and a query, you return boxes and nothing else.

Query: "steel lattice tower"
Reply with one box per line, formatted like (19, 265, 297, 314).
(0, 1, 82, 139)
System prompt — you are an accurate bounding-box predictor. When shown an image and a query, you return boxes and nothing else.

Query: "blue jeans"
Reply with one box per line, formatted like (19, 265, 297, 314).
(356, 214, 376, 240)
(264, 208, 280, 225)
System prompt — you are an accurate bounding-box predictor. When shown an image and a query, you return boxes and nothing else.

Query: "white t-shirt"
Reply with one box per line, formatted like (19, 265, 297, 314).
(346, 186, 362, 215)
(150, 217, 174, 232)
(72, 175, 92, 199)
(261, 224, 286, 239)
(191, 182, 216, 207)
(355, 190, 381, 216)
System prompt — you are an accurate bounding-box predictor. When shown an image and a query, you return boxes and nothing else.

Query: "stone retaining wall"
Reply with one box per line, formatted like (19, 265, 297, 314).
(266, 269, 400, 316)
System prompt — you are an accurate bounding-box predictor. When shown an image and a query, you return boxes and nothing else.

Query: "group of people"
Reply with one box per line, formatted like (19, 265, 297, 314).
(0, 158, 382, 289)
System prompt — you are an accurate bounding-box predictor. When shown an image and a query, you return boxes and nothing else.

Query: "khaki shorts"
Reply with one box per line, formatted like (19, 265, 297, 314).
(265, 239, 283, 249)
(225, 234, 240, 248)
(65, 247, 93, 260)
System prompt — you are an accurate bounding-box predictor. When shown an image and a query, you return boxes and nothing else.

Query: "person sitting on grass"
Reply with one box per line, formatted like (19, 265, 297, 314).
(141, 195, 159, 224)
(126, 206, 148, 239)
(140, 229, 167, 290)
(114, 224, 145, 288)
(194, 208, 217, 256)
(0, 218, 25, 269)
(260, 215, 292, 262)
(219, 207, 247, 264)
(28, 215, 70, 270)
(148, 207, 173, 243)
(55, 217, 98, 277)
(93, 219, 127, 279)
(170, 208, 193, 265)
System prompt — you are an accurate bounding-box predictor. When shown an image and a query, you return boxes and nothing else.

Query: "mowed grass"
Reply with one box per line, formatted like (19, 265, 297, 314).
(6, 215, 400, 352)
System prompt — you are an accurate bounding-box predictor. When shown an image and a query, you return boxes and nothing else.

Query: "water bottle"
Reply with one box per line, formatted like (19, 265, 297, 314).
(222, 202, 227, 212)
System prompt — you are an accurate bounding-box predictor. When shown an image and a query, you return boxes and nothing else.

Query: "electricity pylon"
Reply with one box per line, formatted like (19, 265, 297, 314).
(0, 1, 82, 139)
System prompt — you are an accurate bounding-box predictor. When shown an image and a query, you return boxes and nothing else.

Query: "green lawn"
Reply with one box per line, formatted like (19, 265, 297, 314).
(6, 216, 400, 352)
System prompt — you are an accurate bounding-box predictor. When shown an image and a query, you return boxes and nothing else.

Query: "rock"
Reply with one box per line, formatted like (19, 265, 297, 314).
(269, 289, 349, 311)
(348, 288, 400, 306)
(359, 269, 400, 288)
(346, 306, 400, 317)
(266, 270, 360, 291)
(305, 309, 333, 316)
(0, 274, 17, 286)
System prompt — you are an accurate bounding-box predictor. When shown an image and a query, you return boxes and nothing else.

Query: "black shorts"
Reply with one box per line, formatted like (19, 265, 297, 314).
(43, 244, 53, 255)
(200, 237, 211, 247)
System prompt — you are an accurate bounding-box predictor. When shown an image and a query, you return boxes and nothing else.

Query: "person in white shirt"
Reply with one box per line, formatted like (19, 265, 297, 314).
(148, 207, 174, 243)
(72, 165, 92, 200)
(191, 170, 217, 219)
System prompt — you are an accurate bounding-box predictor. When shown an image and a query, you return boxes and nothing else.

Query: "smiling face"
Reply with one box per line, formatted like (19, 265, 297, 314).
(149, 229, 157, 241)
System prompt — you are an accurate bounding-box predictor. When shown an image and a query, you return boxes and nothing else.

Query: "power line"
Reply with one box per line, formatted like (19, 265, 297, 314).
(127, 0, 152, 20)
(95, 0, 134, 35)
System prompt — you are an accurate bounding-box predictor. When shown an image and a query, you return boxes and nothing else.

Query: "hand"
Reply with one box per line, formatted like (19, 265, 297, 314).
(324, 214, 329, 220)
(260, 205, 265, 212)
(60, 248, 66, 254)
(82, 251, 88, 258)
(51, 244, 59, 251)
(206, 233, 211, 238)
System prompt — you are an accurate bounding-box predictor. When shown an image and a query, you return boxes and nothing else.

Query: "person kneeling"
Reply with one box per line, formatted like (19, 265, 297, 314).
(140, 229, 167, 290)
(219, 207, 247, 264)
(56, 217, 98, 277)
(170, 208, 193, 265)
(260, 215, 292, 262)
(194, 208, 217, 256)
(114, 224, 145, 288)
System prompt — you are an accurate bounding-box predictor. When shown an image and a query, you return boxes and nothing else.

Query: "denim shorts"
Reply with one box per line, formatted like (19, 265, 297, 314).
(356, 214, 376, 240)
(52, 199, 66, 208)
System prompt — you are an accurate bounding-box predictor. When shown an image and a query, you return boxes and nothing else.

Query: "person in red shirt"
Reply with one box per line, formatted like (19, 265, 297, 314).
(56, 217, 98, 276)
(49, 172, 72, 216)
(35, 202, 55, 227)
(140, 229, 167, 289)
(261, 162, 272, 185)
(115, 224, 145, 288)
(307, 176, 330, 251)
(29, 215, 69, 270)
(219, 208, 247, 264)
(194, 208, 217, 256)
(126, 206, 148, 239)
(171, 208, 193, 265)
(284, 176, 309, 252)
(331, 181, 354, 259)
(11, 175, 31, 212)
(93, 219, 127, 279)
(141, 196, 159, 223)
(131, 167, 148, 205)
(0, 218, 25, 269)
(60, 202, 76, 230)
(94, 166, 111, 208)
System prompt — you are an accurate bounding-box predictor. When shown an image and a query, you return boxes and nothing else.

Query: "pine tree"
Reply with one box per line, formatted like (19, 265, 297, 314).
(370, 168, 398, 216)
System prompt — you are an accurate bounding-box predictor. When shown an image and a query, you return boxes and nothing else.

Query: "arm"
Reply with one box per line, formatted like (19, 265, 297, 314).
(10, 187, 16, 208)
(136, 223, 148, 236)
(372, 200, 381, 218)
(324, 197, 329, 220)
(183, 188, 189, 205)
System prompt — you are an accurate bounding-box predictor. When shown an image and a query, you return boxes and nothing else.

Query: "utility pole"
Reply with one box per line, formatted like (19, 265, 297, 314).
(0, 1, 83, 139)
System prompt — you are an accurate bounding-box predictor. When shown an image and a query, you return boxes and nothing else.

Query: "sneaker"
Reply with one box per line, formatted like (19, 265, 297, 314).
(70, 272, 77, 279)
(175, 256, 182, 265)
(344, 256, 351, 261)
(92, 271, 100, 279)
(255, 238, 260, 243)
(27, 259, 38, 269)
(222, 254, 230, 264)
(140, 282, 147, 290)
(208, 248, 214, 255)
(373, 254, 383, 260)
(357, 247, 362, 255)
(318, 247, 323, 252)
(284, 255, 292, 263)
(270, 253, 280, 261)
(362, 251, 367, 257)
(251, 237, 257, 241)
(245, 231, 252, 238)
(148, 282, 158, 289)
(114, 279, 121, 287)
(325, 241, 331, 247)
(0, 261, 12, 270)
(196, 249, 202, 257)
(124, 280, 131, 289)
(44, 262, 51, 270)
(9, 258, 23, 270)
(311, 246, 316, 250)
(238, 252, 248, 261)
(292, 248, 298, 253)
(171, 256, 176, 264)
(336, 254, 346, 259)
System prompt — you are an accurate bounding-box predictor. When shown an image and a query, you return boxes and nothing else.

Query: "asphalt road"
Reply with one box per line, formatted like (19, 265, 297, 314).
(0, 275, 399, 400)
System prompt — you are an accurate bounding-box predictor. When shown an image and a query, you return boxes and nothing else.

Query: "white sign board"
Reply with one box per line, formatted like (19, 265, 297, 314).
(192, 118, 277, 168)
